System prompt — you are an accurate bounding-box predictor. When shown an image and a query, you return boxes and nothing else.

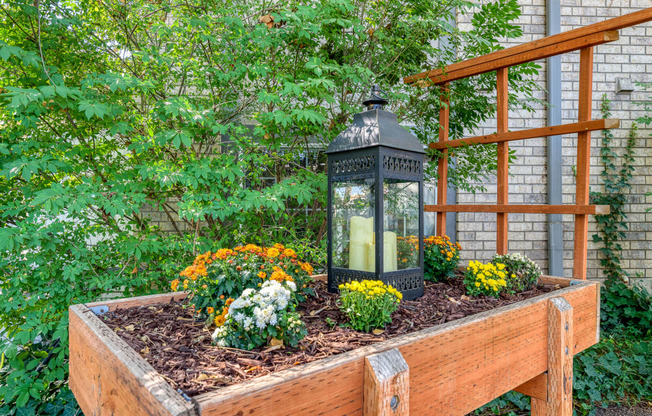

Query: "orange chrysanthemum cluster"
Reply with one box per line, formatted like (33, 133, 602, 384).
(171, 243, 314, 318)
(424, 235, 461, 262)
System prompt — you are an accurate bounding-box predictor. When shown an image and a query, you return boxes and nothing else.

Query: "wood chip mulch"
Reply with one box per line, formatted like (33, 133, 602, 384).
(101, 276, 558, 397)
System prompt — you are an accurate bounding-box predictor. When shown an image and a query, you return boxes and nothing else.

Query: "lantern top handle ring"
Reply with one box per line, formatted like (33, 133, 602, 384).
(362, 85, 388, 110)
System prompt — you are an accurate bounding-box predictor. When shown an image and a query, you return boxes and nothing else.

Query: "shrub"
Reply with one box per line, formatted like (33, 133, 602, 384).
(211, 280, 307, 350)
(491, 253, 541, 292)
(424, 235, 462, 281)
(338, 280, 402, 332)
(464, 260, 510, 298)
(172, 244, 314, 319)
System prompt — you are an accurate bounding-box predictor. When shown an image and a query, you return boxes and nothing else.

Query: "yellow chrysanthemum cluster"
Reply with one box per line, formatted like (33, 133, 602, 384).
(338, 280, 403, 301)
(464, 260, 510, 297)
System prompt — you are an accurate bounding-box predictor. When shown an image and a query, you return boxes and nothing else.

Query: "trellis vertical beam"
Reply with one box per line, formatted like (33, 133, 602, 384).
(573, 47, 594, 280)
(436, 83, 450, 236)
(496, 68, 509, 254)
(531, 297, 574, 416)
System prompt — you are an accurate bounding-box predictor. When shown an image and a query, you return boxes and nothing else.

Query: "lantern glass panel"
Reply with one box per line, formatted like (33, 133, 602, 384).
(331, 178, 376, 272)
(383, 179, 419, 271)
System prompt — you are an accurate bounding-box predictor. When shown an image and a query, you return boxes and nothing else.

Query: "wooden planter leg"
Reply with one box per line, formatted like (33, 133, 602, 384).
(364, 348, 409, 416)
(531, 297, 574, 416)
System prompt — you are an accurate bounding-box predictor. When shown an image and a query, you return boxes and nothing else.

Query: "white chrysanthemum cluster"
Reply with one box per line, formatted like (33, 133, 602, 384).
(212, 280, 296, 342)
(491, 252, 542, 291)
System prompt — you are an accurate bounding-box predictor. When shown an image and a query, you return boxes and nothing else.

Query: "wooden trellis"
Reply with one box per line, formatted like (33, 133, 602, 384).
(404, 7, 652, 281)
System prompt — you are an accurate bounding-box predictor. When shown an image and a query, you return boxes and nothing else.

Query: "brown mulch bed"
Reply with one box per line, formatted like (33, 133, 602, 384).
(101, 276, 559, 397)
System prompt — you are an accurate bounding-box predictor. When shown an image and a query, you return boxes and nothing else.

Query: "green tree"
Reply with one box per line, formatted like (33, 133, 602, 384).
(0, 0, 539, 413)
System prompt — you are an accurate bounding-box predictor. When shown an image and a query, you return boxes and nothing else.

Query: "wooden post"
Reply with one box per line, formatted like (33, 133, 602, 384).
(364, 348, 410, 416)
(436, 83, 450, 236)
(573, 46, 594, 280)
(496, 67, 509, 254)
(531, 297, 574, 416)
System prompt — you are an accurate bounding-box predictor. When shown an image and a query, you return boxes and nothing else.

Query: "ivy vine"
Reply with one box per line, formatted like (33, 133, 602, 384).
(589, 94, 637, 283)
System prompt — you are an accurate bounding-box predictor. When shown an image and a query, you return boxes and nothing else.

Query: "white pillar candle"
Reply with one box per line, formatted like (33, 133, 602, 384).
(384, 231, 397, 272)
(349, 216, 373, 271)
(366, 242, 376, 273)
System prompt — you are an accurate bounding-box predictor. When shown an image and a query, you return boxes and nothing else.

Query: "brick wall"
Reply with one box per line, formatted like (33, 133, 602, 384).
(455, 1, 652, 291)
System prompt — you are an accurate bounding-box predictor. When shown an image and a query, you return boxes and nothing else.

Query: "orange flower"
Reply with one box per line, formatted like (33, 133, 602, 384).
(225, 298, 234, 306)
(283, 248, 296, 257)
(258, 272, 267, 279)
(267, 247, 280, 258)
(220, 294, 225, 299)
(170, 279, 180, 292)
(206, 307, 215, 314)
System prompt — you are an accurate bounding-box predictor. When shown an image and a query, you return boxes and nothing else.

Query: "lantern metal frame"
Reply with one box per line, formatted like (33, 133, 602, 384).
(326, 89, 425, 300)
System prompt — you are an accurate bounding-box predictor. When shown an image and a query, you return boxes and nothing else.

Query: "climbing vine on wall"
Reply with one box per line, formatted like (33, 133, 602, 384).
(589, 94, 637, 283)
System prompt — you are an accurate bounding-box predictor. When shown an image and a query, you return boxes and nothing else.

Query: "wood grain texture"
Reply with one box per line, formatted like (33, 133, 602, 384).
(573, 47, 594, 280)
(364, 348, 409, 416)
(194, 281, 598, 416)
(548, 298, 574, 415)
(512, 373, 547, 401)
(436, 83, 450, 236)
(424, 204, 609, 215)
(404, 31, 617, 85)
(69, 305, 197, 416)
(532, 298, 574, 415)
(496, 68, 509, 255)
(428, 119, 619, 150)
(85, 292, 188, 312)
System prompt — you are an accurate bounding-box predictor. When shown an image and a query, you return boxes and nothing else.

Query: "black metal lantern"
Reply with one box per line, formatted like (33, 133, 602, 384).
(326, 86, 425, 300)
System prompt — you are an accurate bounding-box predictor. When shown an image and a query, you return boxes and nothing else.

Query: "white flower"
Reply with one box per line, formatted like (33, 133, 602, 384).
(286, 281, 297, 292)
(230, 298, 245, 310)
(275, 297, 288, 310)
(241, 288, 254, 297)
(233, 312, 245, 323)
(212, 326, 228, 340)
(268, 313, 278, 326)
(243, 317, 254, 331)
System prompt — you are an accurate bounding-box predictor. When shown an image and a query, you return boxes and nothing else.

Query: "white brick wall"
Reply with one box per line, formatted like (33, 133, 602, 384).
(454, 1, 652, 291)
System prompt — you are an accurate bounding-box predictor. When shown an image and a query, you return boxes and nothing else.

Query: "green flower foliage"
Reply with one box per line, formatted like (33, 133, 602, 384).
(423, 235, 462, 282)
(338, 280, 402, 332)
(0, 0, 539, 412)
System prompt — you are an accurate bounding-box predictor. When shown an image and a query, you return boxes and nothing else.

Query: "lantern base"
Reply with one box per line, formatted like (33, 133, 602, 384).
(327, 268, 424, 301)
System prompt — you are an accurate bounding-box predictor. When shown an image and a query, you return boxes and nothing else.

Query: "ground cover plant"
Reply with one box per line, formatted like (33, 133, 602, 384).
(0, 0, 541, 413)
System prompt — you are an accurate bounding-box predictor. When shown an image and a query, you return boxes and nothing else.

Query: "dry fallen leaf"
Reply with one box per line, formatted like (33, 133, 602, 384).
(124, 324, 135, 332)
(461, 295, 471, 301)
(372, 329, 385, 335)
(140, 346, 150, 354)
(195, 373, 209, 381)
(269, 337, 284, 347)
(262, 344, 283, 353)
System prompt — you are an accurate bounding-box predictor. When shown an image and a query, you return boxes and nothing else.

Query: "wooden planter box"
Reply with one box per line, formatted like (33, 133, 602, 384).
(69, 276, 599, 416)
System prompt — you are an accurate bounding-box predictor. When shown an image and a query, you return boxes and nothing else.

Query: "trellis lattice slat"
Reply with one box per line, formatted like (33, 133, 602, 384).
(405, 6, 652, 281)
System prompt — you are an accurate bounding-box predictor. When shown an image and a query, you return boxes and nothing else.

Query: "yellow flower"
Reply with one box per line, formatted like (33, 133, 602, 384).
(267, 247, 280, 258)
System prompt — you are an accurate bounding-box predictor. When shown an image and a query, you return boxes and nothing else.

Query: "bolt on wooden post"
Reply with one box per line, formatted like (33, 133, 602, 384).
(364, 348, 410, 416)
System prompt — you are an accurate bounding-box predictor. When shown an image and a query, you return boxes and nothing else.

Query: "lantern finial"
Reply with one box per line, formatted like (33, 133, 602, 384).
(362, 85, 388, 110)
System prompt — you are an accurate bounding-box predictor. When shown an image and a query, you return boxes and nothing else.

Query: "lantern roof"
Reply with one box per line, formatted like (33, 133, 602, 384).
(326, 109, 425, 155)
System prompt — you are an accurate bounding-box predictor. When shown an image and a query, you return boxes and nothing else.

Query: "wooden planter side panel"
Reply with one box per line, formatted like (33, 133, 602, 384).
(195, 282, 598, 416)
(69, 305, 198, 416)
